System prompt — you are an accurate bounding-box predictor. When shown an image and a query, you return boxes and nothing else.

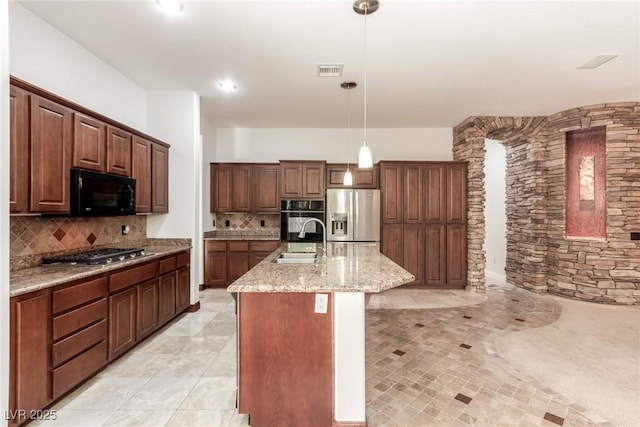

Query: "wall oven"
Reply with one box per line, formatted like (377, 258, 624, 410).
(280, 200, 325, 242)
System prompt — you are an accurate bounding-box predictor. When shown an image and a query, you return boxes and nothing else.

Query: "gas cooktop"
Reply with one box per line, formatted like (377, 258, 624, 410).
(42, 247, 146, 266)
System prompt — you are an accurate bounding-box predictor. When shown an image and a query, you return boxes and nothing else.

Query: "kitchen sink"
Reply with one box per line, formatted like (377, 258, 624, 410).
(272, 252, 318, 264)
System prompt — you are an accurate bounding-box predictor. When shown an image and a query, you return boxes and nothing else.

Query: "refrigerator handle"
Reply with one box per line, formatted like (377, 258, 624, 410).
(354, 191, 358, 240)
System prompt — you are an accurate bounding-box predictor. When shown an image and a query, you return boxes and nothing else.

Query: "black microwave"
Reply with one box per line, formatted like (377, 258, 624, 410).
(70, 169, 136, 216)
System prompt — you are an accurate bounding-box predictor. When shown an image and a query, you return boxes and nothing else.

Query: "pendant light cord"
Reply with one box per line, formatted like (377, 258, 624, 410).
(363, 4, 368, 147)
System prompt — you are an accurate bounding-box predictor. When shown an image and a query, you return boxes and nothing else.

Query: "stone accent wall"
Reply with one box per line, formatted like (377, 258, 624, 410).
(452, 103, 640, 305)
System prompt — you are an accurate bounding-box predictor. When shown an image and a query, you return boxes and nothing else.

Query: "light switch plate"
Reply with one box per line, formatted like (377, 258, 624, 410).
(315, 293, 328, 314)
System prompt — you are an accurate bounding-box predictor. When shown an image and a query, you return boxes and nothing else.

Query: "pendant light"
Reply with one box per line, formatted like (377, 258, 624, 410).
(341, 81, 357, 186)
(354, 0, 378, 169)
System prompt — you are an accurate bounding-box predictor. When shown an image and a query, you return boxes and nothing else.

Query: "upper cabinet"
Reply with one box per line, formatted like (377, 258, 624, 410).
(211, 163, 279, 213)
(152, 144, 169, 213)
(132, 136, 152, 214)
(326, 164, 379, 189)
(106, 126, 132, 177)
(380, 162, 403, 224)
(72, 113, 106, 173)
(9, 86, 28, 213)
(279, 161, 325, 199)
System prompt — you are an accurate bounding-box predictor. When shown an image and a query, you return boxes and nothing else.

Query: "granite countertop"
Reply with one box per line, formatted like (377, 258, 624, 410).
(227, 242, 415, 293)
(10, 244, 191, 297)
(203, 230, 280, 241)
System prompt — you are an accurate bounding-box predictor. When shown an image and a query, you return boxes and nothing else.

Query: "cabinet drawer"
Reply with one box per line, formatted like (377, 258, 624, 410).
(110, 260, 157, 293)
(52, 341, 108, 399)
(159, 255, 177, 274)
(176, 251, 190, 268)
(249, 241, 279, 252)
(228, 241, 249, 251)
(53, 275, 107, 314)
(206, 241, 227, 251)
(53, 298, 107, 340)
(52, 319, 107, 367)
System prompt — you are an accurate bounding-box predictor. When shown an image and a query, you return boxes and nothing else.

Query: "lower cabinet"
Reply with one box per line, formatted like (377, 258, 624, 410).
(109, 286, 137, 360)
(176, 265, 190, 312)
(137, 279, 159, 340)
(159, 272, 177, 325)
(204, 240, 279, 286)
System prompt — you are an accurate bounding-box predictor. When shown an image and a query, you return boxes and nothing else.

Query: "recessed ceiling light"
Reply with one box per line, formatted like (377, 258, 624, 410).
(218, 81, 238, 92)
(155, 0, 184, 14)
(577, 55, 618, 69)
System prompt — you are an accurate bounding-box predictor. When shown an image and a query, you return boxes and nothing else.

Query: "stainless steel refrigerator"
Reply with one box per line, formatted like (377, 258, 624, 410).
(326, 189, 380, 242)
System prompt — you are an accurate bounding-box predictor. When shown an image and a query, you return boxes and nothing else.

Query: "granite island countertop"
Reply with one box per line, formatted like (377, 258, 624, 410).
(203, 230, 280, 241)
(10, 244, 191, 297)
(227, 242, 415, 293)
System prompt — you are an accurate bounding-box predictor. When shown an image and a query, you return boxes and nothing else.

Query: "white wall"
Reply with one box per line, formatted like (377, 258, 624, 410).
(201, 117, 217, 233)
(484, 139, 507, 282)
(146, 91, 201, 303)
(8, 3, 147, 130)
(215, 127, 453, 162)
(1, 0, 10, 423)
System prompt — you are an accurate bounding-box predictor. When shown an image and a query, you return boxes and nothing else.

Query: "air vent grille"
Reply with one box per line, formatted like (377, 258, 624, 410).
(317, 64, 343, 77)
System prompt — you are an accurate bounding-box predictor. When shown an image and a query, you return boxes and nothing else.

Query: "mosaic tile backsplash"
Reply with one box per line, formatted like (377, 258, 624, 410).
(10, 215, 147, 270)
(214, 213, 280, 232)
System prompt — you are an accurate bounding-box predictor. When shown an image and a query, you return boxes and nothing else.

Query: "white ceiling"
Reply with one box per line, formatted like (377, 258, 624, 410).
(18, 0, 640, 128)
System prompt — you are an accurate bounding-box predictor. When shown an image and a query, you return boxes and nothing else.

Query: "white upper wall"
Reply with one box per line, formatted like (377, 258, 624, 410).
(215, 128, 453, 163)
(201, 117, 217, 233)
(8, 2, 147, 131)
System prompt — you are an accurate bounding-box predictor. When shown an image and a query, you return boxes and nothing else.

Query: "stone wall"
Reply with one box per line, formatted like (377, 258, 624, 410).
(452, 104, 640, 305)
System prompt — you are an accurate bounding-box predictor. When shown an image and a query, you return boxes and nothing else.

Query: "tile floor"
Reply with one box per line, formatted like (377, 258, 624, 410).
(33, 281, 639, 427)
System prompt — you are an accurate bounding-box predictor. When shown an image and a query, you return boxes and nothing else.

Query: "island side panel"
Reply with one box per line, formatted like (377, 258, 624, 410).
(238, 292, 333, 427)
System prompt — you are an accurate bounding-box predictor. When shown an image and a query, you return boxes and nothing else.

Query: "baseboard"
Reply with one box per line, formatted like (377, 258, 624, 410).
(185, 301, 201, 312)
(198, 284, 206, 291)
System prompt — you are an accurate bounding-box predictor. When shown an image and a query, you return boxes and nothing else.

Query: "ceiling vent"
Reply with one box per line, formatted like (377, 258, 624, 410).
(317, 64, 343, 77)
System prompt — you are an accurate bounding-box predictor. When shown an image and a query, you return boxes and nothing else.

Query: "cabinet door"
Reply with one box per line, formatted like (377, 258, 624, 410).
(107, 126, 132, 177)
(211, 164, 233, 213)
(137, 279, 159, 340)
(403, 164, 423, 223)
(253, 164, 279, 212)
(9, 85, 29, 213)
(402, 224, 424, 285)
(159, 273, 177, 325)
(152, 143, 169, 213)
(446, 164, 467, 223)
(132, 136, 152, 213)
(10, 290, 51, 422)
(380, 162, 403, 224)
(233, 164, 252, 212)
(72, 112, 106, 172)
(424, 164, 446, 223)
(204, 244, 228, 286)
(302, 163, 325, 199)
(326, 164, 379, 189)
(30, 95, 72, 213)
(446, 224, 467, 288)
(109, 287, 137, 360)
(353, 165, 379, 189)
(228, 242, 250, 283)
(280, 162, 302, 198)
(176, 266, 191, 313)
(425, 224, 447, 287)
(381, 224, 403, 266)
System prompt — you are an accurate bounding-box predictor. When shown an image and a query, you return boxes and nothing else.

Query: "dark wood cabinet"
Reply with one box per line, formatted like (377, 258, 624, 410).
(403, 164, 423, 223)
(152, 143, 169, 213)
(228, 242, 250, 283)
(232, 165, 252, 212)
(211, 164, 233, 212)
(425, 224, 446, 286)
(446, 163, 467, 223)
(107, 126, 132, 177)
(249, 241, 280, 269)
(137, 279, 159, 340)
(380, 162, 403, 224)
(132, 136, 152, 213)
(253, 164, 280, 212)
(158, 272, 177, 325)
(204, 240, 280, 286)
(9, 85, 29, 213)
(109, 287, 137, 360)
(424, 164, 446, 223)
(279, 161, 325, 199)
(326, 164, 379, 189)
(446, 224, 467, 287)
(9, 290, 51, 425)
(72, 112, 106, 172)
(30, 95, 73, 213)
(402, 224, 424, 285)
(381, 224, 403, 266)
(176, 266, 191, 313)
(205, 241, 228, 286)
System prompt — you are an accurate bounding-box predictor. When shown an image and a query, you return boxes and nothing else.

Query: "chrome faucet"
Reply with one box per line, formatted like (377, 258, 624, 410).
(298, 218, 327, 257)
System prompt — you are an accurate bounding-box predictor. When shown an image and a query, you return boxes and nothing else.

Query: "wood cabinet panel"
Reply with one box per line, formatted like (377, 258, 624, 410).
(72, 112, 106, 172)
(425, 224, 447, 286)
(211, 164, 233, 212)
(30, 95, 72, 213)
(302, 163, 325, 198)
(52, 341, 107, 399)
(402, 224, 424, 285)
(137, 279, 159, 340)
(381, 224, 403, 266)
(52, 319, 107, 367)
(326, 164, 379, 189)
(158, 273, 177, 325)
(53, 275, 107, 314)
(253, 164, 279, 212)
(403, 164, 423, 223)
(380, 162, 403, 223)
(9, 290, 51, 421)
(176, 266, 191, 313)
(424, 164, 446, 223)
(109, 287, 137, 360)
(152, 143, 169, 213)
(280, 162, 303, 198)
(9, 85, 29, 213)
(248, 241, 279, 269)
(446, 164, 467, 223)
(205, 248, 227, 286)
(228, 251, 250, 283)
(446, 225, 467, 287)
(132, 136, 152, 213)
(52, 299, 107, 340)
(232, 164, 252, 212)
(159, 255, 177, 275)
(106, 126, 132, 177)
(109, 260, 158, 293)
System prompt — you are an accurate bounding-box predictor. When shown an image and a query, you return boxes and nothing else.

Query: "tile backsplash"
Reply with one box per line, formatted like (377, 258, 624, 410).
(215, 213, 280, 232)
(10, 215, 146, 269)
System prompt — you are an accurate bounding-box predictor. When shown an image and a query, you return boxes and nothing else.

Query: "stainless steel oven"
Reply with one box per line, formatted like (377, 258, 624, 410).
(280, 200, 325, 242)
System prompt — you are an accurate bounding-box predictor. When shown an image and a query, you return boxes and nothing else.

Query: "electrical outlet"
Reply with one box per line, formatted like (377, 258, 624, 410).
(314, 294, 328, 314)
(260, 220, 265, 227)
(121, 225, 130, 235)
(212, 219, 216, 227)
(225, 220, 230, 227)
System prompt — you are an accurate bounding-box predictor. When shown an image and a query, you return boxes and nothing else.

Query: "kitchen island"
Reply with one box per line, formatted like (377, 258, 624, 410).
(228, 242, 414, 427)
